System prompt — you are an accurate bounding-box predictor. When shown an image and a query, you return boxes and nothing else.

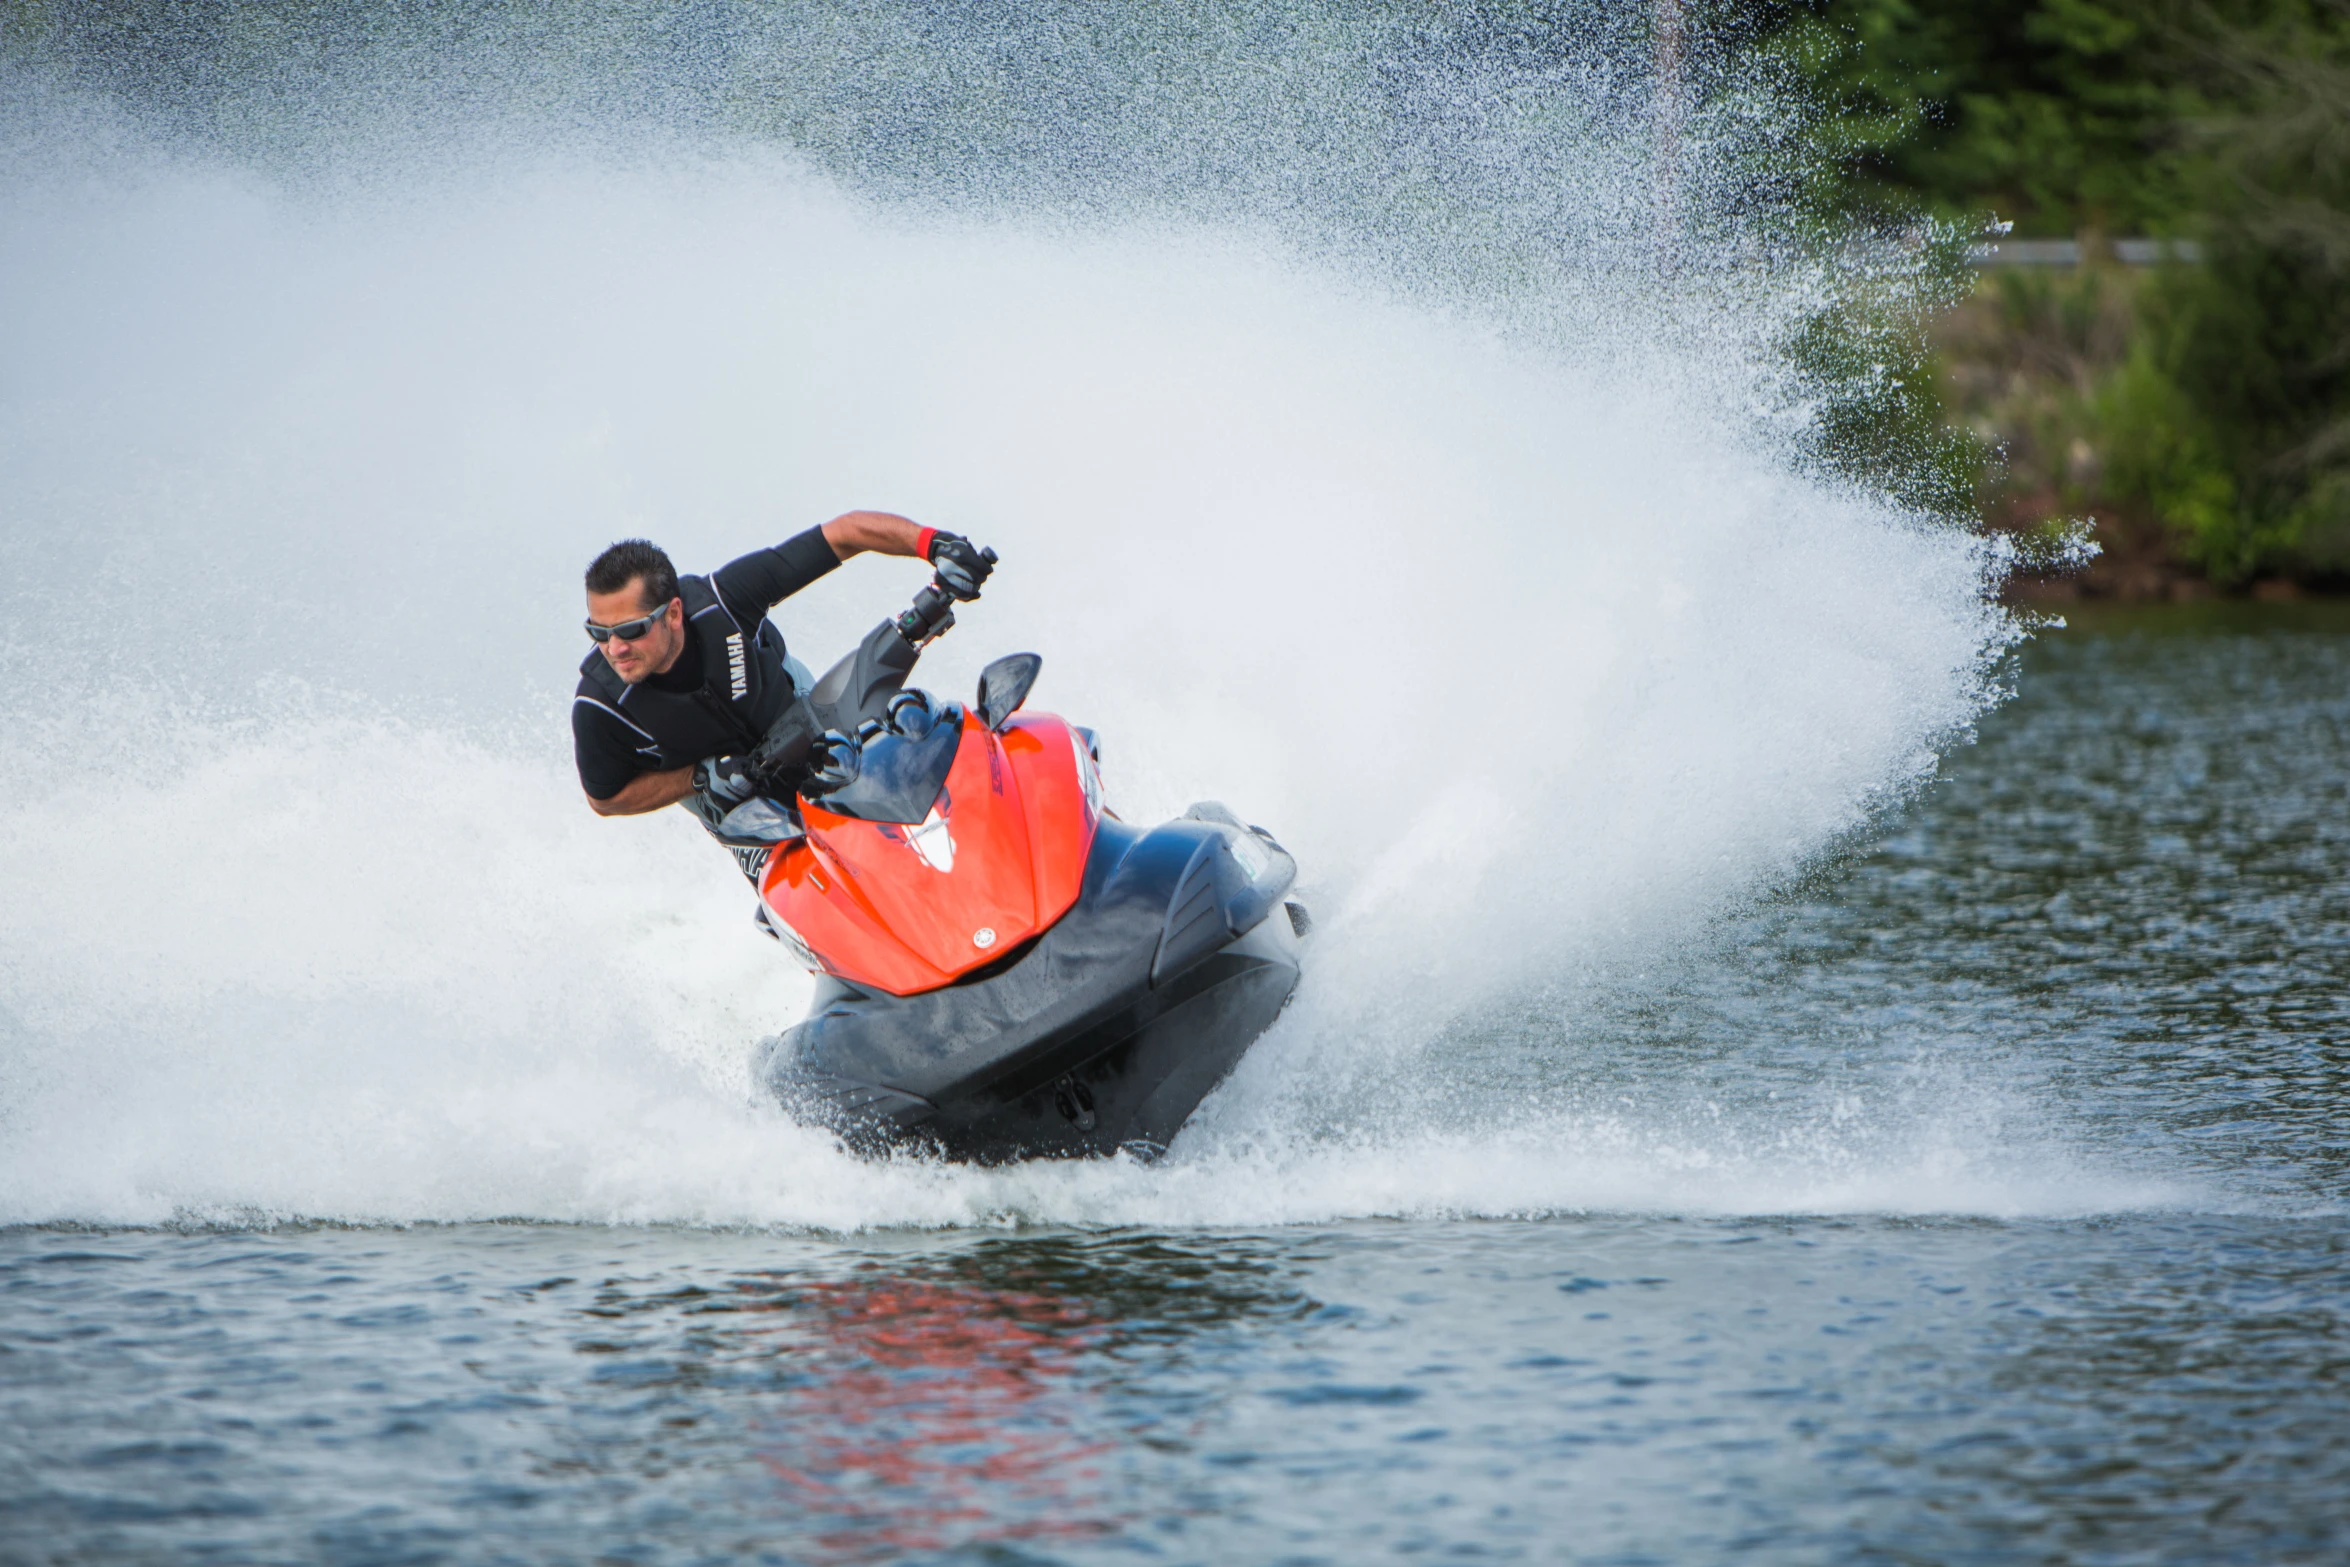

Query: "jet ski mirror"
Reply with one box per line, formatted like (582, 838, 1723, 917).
(975, 653, 1042, 733)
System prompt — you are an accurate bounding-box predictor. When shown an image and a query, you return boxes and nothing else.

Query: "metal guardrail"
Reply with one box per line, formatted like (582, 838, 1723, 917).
(1968, 238, 2205, 268)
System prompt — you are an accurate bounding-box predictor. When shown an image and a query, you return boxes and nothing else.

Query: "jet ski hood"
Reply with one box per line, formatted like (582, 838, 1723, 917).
(763, 709, 1102, 995)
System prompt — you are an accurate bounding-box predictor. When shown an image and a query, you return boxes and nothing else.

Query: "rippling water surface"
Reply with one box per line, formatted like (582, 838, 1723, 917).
(6, 609, 2346, 1565)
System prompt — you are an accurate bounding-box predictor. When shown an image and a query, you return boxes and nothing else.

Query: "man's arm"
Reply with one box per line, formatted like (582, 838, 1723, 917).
(819, 510, 926, 561)
(709, 512, 987, 621)
(706, 515, 918, 618)
(586, 766, 696, 817)
(823, 511, 994, 601)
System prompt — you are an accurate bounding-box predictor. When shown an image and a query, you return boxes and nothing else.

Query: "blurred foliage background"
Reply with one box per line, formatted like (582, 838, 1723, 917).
(1755, 0, 2350, 592)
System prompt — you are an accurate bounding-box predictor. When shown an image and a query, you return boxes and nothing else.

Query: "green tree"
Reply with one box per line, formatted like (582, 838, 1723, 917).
(1754, 0, 2271, 235)
(2134, 1, 2350, 578)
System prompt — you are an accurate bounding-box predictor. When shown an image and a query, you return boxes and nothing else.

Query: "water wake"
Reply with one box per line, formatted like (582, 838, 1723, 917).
(0, 16, 2080, 1228)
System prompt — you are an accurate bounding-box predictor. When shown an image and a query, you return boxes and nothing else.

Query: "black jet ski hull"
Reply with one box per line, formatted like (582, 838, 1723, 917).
(760, 808, 1304, 1163)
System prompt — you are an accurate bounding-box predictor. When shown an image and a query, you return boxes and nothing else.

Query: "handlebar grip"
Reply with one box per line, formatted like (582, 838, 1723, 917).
(892, 545, 993, 647)
(893, 581, 958, 647)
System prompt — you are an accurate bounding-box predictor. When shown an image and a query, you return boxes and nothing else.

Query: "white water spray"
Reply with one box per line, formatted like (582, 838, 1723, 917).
(0, 17, 2126, 1229)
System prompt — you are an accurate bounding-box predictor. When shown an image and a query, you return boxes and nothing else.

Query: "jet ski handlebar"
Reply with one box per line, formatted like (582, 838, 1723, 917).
(893, 583, 957, 648)
(893, 546, 996, 648)
(732, 548, 997, 799)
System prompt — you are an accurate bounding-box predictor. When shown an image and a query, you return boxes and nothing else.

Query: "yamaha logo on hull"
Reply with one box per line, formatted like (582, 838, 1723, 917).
(906, 804, 955, 873)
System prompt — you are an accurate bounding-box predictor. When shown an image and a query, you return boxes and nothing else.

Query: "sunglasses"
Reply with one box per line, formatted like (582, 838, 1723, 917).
(586, 600, 676, 644)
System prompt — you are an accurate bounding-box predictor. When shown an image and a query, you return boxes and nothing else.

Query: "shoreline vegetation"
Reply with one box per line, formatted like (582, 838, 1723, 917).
(1767, 0, 2350, 600)
(1943, 253, 2340, 605)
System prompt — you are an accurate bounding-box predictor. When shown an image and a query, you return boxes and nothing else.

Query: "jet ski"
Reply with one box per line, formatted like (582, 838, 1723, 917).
(710, 561, 1307, 1163)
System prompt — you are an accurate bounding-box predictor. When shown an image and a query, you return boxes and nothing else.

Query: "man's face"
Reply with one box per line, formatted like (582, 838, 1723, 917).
(588, 579, 685, 684)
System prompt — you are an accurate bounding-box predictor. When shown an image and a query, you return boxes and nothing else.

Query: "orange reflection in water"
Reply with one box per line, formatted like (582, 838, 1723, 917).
(744, 1273, 1125, 1560)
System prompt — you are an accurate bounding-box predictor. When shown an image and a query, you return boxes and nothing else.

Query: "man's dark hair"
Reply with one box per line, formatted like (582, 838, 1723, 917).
(585, 539, 680, 611)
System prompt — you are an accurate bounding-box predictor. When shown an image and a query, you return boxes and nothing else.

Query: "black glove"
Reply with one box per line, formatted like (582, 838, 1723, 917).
(692, 754, 756, 809)
(801, 730, 863, 796)
(925, 531, 995, 601)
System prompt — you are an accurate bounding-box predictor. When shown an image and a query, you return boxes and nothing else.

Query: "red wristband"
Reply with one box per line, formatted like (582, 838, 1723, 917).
(915, 526, 938, 561)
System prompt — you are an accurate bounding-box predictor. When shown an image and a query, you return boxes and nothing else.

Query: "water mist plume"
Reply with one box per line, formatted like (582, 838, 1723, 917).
(0, 4, 2043, 1229)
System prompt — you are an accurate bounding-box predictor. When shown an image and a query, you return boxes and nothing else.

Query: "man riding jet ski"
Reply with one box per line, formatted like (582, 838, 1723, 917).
(573, 517, 1307, 1163)
(573, 512, 989, 824)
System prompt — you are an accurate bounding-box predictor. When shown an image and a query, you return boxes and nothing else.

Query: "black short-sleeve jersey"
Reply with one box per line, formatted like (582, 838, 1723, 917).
(571, 528, 840, 798)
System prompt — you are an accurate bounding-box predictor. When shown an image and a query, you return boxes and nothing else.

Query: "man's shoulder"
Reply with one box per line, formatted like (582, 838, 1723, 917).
(709, 531, 838, 617)
(572, 678, 656, 749)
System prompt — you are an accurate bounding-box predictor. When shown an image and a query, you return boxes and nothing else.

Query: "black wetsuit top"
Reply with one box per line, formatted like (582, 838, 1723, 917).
(571, 528, 840, 800)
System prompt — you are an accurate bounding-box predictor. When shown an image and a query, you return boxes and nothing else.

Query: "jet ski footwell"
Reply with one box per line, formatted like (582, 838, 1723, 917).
(761, 808, 1304, 1163)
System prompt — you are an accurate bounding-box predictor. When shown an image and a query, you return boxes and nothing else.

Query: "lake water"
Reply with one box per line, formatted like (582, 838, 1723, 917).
(5, 607, 2345, 1565)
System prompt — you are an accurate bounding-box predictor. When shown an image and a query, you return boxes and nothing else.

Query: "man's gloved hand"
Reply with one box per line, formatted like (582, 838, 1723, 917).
(925, 531, 995, 601)
(802, 730, 863, 796)
(692, 754, 757, 809)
